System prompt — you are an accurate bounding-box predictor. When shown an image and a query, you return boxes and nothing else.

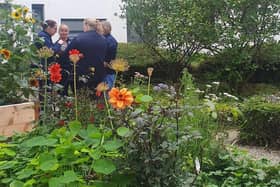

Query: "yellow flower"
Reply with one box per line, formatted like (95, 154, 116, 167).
(22, 7, 29, 14)
(0, 49, 11, 60)
(24, 15, 34, 23)
(110, 58, 129, 72)
(147, 67, 154, 77)
(109, 87, 134, 110)
(37, 46, 54, 58)
(96, 82, 109, 92)
(11, 10, 21, 20)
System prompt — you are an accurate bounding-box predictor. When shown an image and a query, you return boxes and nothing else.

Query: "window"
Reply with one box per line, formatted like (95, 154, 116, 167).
(0, 3, 11, 24)
(61, 18, 107, 39)
(32, 4, 44, 33)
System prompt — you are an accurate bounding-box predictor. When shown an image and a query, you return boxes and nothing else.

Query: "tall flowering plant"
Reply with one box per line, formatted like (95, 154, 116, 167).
(0, 1, 37, 105)
(69, 49, 82, 120)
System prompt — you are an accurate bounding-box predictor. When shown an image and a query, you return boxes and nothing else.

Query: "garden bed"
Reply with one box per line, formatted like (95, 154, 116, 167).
(0, 102, 36, 136)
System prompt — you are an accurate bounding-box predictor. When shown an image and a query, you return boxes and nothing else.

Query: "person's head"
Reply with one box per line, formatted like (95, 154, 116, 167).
(58, 24, 69, 40)
(101, 21, 112, 35)
(83, 18, 103, 34)
(41, 19, 57, 36)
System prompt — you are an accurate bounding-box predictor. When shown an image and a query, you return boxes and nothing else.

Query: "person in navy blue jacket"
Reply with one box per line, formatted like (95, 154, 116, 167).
(35, 20, 64, 113)
(63, 18, 107, 92)
(36, 20, 64, 68)
(102, 21, 118, 89)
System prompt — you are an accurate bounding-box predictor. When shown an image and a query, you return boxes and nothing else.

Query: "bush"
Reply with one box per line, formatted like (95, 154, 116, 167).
(251, 42, 280, 83)
(117, 43, 181, 82)
(239, 95, 280, 148)
(117, 43, 157, 81)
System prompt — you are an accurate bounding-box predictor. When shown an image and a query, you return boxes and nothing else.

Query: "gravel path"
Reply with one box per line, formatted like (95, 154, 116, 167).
(225, 129, 280, 164)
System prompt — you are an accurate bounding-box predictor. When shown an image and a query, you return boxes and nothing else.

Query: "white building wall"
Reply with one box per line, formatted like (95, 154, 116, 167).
(10, 0, 127, 42)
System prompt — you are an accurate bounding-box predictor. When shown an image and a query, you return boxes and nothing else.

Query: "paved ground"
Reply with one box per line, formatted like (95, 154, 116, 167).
(225, 129, 280, 164)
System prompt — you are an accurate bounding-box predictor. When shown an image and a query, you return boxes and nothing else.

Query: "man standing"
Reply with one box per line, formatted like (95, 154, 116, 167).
(64, 18, 107, 91)
(102, 21, 118, 89)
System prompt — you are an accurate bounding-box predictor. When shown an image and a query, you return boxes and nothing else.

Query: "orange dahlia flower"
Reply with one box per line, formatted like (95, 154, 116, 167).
(108, 88, 134, 109)
(0, 49, 11, 60)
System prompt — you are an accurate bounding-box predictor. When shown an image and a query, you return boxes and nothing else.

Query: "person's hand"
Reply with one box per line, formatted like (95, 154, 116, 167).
(58, 39, 64, 45)
(104, 62, 110, 68)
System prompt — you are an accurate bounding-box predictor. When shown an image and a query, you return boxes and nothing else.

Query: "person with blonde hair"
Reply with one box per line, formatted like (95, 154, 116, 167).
(102, 21, 118, 89)
(56, 24, 72, 95)
(63, 18, 107, 91)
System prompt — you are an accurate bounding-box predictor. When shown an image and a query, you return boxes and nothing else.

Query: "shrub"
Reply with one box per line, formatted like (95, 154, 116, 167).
(118, 43, 180, 82)
(215, 102, 243, 127)
(251, 42, 280, 83)
(239, 95, 280, 148)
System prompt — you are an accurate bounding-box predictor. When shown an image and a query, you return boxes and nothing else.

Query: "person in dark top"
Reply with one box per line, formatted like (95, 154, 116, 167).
(55, 24, 72, 96)
(36, 19, 64, 68)
(102, 21, 118, 89)
(35, 19, 64, 113)
(63, 18, 107, 92)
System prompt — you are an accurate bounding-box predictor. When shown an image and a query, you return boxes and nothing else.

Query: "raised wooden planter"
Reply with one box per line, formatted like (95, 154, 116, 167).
(0, 102, 36, 137)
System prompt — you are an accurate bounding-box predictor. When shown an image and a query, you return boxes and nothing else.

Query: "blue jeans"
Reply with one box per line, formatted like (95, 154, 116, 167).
(103, 74, 115, 89)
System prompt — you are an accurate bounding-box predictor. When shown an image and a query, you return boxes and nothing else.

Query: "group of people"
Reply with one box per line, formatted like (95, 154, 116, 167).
(36, 18, 118, 96)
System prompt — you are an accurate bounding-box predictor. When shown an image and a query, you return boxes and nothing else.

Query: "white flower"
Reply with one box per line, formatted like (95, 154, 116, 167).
(223, 92, 239, 100)
(195, 157, 200, 174)
(1, 59, 8, 64)
(7, 28, 14, 35)
(212, 81, 220, 85)
(206, 84, 212, 88)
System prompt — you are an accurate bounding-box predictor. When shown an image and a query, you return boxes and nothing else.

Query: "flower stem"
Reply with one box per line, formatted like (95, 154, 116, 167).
(43, 57, 48, 125)
(103, 91, 113, 129)
(147, 75, 151, 96)
(113, 71, 118, 88)
(74, 63, 78, 121)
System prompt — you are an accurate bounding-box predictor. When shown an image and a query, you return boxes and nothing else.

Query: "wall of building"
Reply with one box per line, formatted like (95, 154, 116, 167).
(10, 0, 127, 42)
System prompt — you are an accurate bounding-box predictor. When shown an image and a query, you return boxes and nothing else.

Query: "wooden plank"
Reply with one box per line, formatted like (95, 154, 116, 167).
(0, 102, 35, 136)
(0, 123, 34, 137)
(0, 102, 35, 127)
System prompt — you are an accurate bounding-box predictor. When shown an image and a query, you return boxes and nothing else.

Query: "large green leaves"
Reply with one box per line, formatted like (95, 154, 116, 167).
(92, 159, 116, 175)
(38, 153, 59, 171)
(21, 136, 57, 148)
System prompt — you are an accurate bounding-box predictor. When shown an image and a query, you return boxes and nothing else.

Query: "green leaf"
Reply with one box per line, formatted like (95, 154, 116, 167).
(60, 170, 79, 183)
(211, 112, 218, 119)
(0, 161, 18, 170)
(103, 140, 123, 151)
(21, 136, 57, 147)
(93, 159, 116, 175)
(39, 154, 59, 171)
(23, 179, 36, 187)
(49, 177, 63, 187)
(16, 168, 35, 180)
(69, 120, 82, 136)
(10, 180, 24, 187)
(140, 95, 153, 103)
(2, 148, 16, 156)
(117, 127, 130, 137)
(89, 149, 101, 160)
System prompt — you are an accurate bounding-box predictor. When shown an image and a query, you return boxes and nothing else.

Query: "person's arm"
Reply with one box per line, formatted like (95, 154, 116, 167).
(41, 33, 63, 53)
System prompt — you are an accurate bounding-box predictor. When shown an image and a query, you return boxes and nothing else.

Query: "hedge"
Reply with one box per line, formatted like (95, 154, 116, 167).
(239, 96, 280, 148)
